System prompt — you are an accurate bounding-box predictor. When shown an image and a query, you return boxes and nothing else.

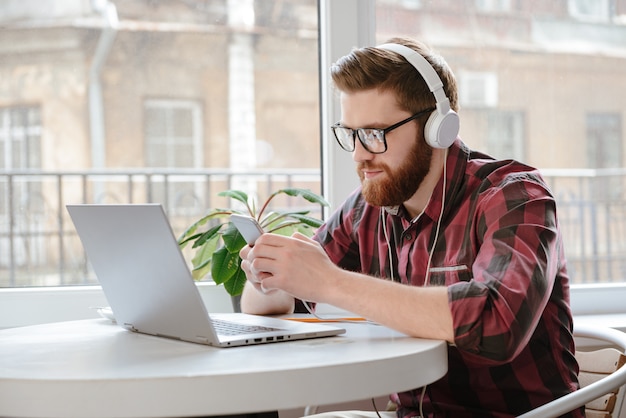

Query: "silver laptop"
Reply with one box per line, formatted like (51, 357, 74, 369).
(66, 204, 345, 347)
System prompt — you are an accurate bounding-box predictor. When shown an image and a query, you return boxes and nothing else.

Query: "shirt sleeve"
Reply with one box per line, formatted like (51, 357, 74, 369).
(448, 172, 564, 365)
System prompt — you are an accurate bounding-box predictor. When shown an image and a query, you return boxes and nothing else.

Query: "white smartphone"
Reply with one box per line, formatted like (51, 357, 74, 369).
(230, 214, 264, 245)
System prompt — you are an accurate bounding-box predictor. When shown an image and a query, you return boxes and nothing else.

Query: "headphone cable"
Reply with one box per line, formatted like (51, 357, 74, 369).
(425, 148, 448, 284)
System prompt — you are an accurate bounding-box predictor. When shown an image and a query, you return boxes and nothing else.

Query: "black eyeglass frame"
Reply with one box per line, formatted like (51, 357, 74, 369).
(331, 108, 435, 154)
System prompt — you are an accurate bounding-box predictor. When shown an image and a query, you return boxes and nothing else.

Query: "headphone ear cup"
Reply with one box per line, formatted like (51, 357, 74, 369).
(424, 110, 460, 149)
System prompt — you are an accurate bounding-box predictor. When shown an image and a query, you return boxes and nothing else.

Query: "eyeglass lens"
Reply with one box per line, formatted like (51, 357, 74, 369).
(333, 127, 386, 154)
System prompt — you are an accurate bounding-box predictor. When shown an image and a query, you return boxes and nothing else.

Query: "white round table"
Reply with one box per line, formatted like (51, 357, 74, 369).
(0, 318, 448, 417)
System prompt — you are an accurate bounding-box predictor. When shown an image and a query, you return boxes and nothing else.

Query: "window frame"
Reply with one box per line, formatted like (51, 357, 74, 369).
(0, 0, 624, 329)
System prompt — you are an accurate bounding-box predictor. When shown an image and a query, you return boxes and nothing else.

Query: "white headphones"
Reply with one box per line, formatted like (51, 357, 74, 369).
(377, 43, 460, 149)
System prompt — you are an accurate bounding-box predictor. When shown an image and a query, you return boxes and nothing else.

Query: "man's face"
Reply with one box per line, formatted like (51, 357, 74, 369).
(339, 89, 432, 207)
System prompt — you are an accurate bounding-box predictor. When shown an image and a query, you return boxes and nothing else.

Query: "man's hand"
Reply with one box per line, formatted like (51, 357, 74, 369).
(240, 232, 337, 302)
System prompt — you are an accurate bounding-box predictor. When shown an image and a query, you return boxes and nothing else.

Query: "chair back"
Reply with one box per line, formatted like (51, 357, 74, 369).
(576, 346, 626, 418)
(518, 324, 626, 418)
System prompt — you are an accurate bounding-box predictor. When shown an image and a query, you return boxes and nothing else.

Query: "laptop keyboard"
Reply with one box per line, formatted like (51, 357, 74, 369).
(212, 318, 280, 336)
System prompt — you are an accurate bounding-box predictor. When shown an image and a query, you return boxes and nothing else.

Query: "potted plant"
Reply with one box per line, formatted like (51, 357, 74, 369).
(177, 188, 329, 300)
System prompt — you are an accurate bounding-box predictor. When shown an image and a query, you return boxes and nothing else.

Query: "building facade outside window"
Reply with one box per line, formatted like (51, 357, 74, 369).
(1, 0, 625, 325)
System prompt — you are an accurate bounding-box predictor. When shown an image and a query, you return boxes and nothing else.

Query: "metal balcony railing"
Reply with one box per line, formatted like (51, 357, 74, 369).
(0, 168, 322, 286)
(541, 168, 626, 284)
(1, 168, 626, 287)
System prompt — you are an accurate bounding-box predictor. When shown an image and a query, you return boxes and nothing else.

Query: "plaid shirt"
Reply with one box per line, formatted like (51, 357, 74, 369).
(314, 140, 582, 417)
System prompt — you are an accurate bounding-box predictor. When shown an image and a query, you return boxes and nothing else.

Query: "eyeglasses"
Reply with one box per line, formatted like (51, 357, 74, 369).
(331, 108, 435, 154)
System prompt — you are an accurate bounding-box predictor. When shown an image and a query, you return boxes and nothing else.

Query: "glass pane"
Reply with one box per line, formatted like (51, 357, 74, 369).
(0, 0, 320, 287)
(11, 137, 23, 167)
(27, 134, 42, 167)
(587, 113, 621, 169)
(145, 107, 167, 137)
(376, 2, 626, 284)
(486, 111, 525, 161)
(172, 108, 193, 137)
(144, 101, 199, 170)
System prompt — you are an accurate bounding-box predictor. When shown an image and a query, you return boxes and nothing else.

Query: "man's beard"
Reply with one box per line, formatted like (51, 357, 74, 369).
(358, 138, 432, 207)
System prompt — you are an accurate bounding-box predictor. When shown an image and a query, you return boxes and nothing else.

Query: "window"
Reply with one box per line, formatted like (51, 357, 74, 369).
(486, 111, 525, 161)
(0, 106, 44, 285)
(587, 112, 622, 201)
(1, 0, 625, 327)
(475, 0, 512, 13)
(144, 100, 203, 169)
(587, 113, 622, 171)
(458, 71, 498, 109)
(0, 0, 320, 289)
(1, 106, 43, 220)
(144, 100, 204, 212)
(568, 0, 611, 22)
(0, 106, 41, 172)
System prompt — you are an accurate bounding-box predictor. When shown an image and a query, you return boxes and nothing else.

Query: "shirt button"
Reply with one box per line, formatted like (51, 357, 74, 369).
(403, 233, 412, 241)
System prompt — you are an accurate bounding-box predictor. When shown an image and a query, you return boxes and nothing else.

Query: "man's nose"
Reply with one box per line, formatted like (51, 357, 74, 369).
(352, 137, 374, 163)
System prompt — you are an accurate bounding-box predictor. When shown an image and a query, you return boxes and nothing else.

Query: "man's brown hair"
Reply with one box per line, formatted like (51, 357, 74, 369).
(330, 37, 458, 115)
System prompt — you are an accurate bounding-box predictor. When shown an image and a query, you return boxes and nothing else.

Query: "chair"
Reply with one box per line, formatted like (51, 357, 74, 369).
(518, 324, 626, 418)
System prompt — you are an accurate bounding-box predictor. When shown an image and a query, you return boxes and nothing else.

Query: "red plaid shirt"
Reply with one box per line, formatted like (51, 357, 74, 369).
(314, 140, 582, 417)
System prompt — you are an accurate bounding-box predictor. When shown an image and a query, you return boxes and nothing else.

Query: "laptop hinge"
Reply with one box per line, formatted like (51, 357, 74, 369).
(156, 333, 181, 341)
(123, 323, 138, 332)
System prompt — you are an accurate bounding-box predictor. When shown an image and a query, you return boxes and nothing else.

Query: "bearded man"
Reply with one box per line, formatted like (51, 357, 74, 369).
(238, 37, 582, 418)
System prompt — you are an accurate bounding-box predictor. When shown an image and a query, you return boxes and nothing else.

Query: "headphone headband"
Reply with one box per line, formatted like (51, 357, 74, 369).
(376, 43, 459, 149)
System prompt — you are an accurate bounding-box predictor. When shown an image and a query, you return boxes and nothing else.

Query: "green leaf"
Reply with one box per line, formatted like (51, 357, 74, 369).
(218, 190, 249, 206)
(276, 188, 330, 207)
(221, 223, 248, 253)
(191, 224, 224, 248)
(210, 247, 240, 285)
(190, 235, 219, 268)
(259, 211, 309, 230)
(178, 232, 203, 248)
(285, 213, 324, 228)
(259, 188, 328, 219)
(191, 260, 212, 281)
(177, 210, 233, 244)
(224, 267, 247, 296)
(294, 223, 316, 237)
(262, 213, 322, 234)
(189, 234, 220, 281)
